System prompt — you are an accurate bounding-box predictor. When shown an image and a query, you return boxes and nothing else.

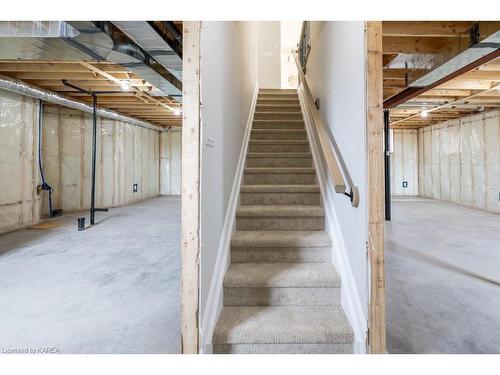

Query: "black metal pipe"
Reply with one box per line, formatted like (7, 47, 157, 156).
(384, 109, 391, 221)
(62, 80, 109, 226)
(90, 94, 97, 225)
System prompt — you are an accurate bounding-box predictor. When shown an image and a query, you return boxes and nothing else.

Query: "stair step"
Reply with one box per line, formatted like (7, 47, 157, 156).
(213, 306, 354, 353)
(243, 167, 316, 185)
(252, 119, 304, 130)
(248, 140, 309, 153)
(250, 129, 307, 141)
(257, 98, 300, 106)
(230, 230, 331, 263)
(236, 205, 324, 231)
(246, 152, 312, 167)
(254, 111, 303, 120)
(223, 263, 341, 306)
(224, 262, 340, 288)
(231, 230, 331, 248)
(260, 88, 297, 93)
(255, 104, 302, 112)
(240, 184, 319, 205)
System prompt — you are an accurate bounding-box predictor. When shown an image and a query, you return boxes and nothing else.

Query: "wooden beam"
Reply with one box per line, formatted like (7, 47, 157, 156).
(382, 21, 472, 37)
(181, 21, 200, 354)
(383, 36, 449, 54)
(384, 48, 500, 108)
(366, 21, 386, 354)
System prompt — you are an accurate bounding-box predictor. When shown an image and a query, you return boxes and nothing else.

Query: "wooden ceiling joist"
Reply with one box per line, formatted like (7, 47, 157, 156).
(382, 21, 500, 128)
(0, 59, 182, 127)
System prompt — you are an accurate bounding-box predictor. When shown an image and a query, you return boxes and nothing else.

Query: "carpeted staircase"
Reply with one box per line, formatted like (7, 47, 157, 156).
(212, 89, 354, 354)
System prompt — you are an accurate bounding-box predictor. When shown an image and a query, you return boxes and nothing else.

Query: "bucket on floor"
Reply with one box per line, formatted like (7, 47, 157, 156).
(77, 217, 85, 231)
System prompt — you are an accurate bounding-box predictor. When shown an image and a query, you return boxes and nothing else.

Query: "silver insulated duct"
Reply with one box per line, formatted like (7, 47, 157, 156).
(0, 73, 164, 132)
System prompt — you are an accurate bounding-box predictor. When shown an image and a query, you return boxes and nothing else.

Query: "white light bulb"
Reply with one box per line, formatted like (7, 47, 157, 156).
(174, 108, 182, 116)
(120, 81, 130, 91)
(421, 110, 429, 118)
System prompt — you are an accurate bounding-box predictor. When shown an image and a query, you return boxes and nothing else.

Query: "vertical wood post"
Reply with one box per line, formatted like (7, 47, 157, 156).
(366, 21, 387, 354)
(181, 21, 201, 354)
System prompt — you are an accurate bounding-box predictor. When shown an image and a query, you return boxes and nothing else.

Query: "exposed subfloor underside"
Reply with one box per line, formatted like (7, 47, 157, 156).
(385, 198, 500, 354)
(0, 196, 180, 354)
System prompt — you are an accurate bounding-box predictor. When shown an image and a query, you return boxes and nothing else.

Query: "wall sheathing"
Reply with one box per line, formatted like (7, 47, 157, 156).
(418, 110, 500, 214)
(160, 129, 181, 195)
(0, 89, 162, 234)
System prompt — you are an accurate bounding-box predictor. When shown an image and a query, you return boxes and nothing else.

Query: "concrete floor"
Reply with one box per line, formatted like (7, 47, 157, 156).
(0, 196, 181, 354)
(385, 197, 500, 354)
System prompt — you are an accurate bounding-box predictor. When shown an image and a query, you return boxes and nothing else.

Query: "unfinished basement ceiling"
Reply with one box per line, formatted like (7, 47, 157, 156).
(0, 21, 183, 127)
(389, 57, 500, 128)
(382, 21, 500, 129)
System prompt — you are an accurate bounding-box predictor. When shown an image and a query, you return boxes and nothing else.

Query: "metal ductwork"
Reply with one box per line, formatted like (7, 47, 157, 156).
(112, 21, 182, 82)
(0, 21, 182, 102)
(0, 73, 164, 132)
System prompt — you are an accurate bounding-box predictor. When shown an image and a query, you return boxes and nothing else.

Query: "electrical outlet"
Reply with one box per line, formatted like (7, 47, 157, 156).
(133, 183, 138, 193)
(402, 181, 408, 188)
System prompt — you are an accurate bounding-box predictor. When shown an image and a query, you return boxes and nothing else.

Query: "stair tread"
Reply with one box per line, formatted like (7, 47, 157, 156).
(231, 230, 331, 248)
(213, 306, 353, 344)
(237, 205, 324, 218)
(240, 184, 320, 193)
(251, 129, 305, 133)
(246, 152, 311, 158)
(244, 167, 315, 174)
(249, 140, 308, 144)
(253, 119, 303, 122)
(224, 263, 340, 288)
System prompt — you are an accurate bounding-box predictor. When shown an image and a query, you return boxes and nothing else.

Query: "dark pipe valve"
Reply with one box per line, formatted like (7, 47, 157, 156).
(77, 217, 85, 231)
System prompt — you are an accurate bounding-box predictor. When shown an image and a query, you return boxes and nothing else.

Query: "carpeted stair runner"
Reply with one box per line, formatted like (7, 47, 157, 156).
(213, 88, 354, 354)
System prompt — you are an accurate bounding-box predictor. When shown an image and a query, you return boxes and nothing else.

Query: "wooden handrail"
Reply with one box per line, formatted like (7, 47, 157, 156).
(293, 51, 359, 208)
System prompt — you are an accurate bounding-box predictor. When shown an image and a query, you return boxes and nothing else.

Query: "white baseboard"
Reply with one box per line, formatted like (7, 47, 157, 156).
(298, 85, 367, 354)
(200, 83, 259, 354)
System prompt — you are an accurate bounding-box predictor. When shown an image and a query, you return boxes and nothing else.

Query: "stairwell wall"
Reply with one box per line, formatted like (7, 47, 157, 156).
(199, 21, 258, 325)
(304, 21, 369, 337)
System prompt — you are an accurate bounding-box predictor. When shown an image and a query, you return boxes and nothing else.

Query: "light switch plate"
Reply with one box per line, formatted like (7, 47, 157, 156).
(205, 123, 214, 147)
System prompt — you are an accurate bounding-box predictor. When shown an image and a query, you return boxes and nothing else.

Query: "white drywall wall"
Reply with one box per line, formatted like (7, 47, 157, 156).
(391, 129, 419, 196)
(418, 110, 500, 213)
(160, 129, 181, 195)
(199, 21, 258, 320)
(257, 21, 281, 89)
(0, 90, 41, 233)
(0, 88, 161, 234)
(305, 21, 369, 319)
(280, 21, 302, 88)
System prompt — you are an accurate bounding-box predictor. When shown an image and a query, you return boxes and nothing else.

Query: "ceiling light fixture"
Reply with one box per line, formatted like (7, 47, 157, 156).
(421, 110, 429, 118)
(120, 81, 130, 91)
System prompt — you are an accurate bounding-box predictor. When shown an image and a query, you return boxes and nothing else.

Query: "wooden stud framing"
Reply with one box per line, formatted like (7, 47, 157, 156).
(366, 21, 387, 354)
(181, 21, 201, 354)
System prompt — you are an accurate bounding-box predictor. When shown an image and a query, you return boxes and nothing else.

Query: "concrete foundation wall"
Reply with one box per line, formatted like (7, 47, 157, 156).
(391, 129, 419, 196)
(160, 129, 181, 196)
(42, 106, 160, 215)
(418, 110, 500, 214)
(0, 89, 161, 234)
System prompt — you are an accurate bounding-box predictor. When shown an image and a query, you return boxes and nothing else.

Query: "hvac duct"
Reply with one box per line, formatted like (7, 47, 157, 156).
(0, 74, 164, 132)
(112, 21, 182, 82)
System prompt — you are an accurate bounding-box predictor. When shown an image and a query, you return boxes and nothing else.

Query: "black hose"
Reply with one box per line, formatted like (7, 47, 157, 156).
(37, 99, 54, 217)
